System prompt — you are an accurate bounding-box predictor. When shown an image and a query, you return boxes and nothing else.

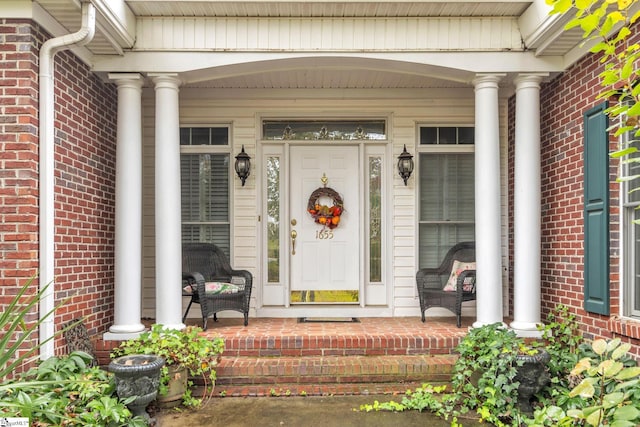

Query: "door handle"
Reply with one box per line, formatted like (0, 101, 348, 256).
(290, 230, 297, 255)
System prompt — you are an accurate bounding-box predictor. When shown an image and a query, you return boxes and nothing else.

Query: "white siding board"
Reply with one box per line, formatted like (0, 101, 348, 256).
(135, 17, 523, 52)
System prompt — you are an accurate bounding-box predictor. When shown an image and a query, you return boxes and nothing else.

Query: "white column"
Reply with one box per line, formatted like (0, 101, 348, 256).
(473, 74, 505, 328)
(510, 74, 545, 337)
(150, 74, 185, 330)
(105, 74, 145, 339)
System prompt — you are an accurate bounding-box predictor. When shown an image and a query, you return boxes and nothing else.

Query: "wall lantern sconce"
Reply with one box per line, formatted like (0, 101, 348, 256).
(397, 144, 414, 186)
(235, 145, 251, 186)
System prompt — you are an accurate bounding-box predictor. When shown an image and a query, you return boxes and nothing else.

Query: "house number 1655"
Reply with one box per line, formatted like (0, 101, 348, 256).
(316, 229, 334, 240)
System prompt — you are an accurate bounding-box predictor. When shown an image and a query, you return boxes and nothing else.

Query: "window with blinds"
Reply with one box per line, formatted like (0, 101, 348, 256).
(622, 122, 640, 319)
(180, 127, 231, 255)
(418, 126, 475, 268)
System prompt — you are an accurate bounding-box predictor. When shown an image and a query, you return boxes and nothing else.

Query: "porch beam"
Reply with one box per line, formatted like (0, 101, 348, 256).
(472, 73, 505, 327)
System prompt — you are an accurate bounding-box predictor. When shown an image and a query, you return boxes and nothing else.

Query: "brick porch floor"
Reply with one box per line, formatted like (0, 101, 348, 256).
(196, 316, 472, 356)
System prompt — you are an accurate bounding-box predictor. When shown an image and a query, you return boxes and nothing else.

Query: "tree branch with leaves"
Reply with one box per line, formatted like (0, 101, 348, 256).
(548, 0, 640, 182)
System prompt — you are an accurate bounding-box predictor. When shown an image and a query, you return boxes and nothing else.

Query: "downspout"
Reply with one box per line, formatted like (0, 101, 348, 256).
(39, 1, 95, 360)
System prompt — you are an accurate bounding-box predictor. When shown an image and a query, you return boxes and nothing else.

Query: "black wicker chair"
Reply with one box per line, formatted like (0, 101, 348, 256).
(182, 243, 253, 328)
(416, 241, 476, 328)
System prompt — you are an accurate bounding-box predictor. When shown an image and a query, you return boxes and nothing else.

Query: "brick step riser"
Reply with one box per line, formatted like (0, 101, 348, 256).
(215, 372, 452, 387)
(215, 355, 456, 379)
(194, 354, 456, 398)
(222, 337, 462, 358)
(195, 382, 441, 398)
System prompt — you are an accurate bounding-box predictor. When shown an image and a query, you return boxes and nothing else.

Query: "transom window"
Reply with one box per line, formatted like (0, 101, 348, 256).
(262, 120, 386, 140)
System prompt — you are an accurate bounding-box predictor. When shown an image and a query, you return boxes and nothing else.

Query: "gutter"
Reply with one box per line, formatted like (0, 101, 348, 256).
(38, 0, 95, 360)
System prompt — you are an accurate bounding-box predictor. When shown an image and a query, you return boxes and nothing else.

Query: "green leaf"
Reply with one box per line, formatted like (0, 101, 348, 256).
(616, 174, 640, 182)
(600, 360, 624, 377)
(552, 0, 575, 14)
(569, 378, 596, 398)
(621, 59, 634, 80)
(575, 0, 592, 9)
(610, 146, 637, 157)
(616, 366, 640, 380)
(602, 391, 625, 408)
(612, 404, 640, 421)
(628, 102, 640, 117)
(614, 26, 632, 44)
(611, 342, 632, 360)
(581, 14, 601, 34)
(592, 339, 608, 355)
(586, 408, 605, 426)
(610, 421, 637, 427)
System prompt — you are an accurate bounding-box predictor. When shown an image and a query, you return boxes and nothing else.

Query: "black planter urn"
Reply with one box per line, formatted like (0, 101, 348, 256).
(109, 354, 165, 420)
(514, 349, 551, 413)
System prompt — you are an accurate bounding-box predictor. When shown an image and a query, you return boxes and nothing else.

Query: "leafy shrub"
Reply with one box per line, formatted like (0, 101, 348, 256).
(527, 338, 640, 427)
(0, 351, 147, 427)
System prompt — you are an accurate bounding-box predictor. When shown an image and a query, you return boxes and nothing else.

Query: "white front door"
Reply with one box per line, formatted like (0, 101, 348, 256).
(289, 146, 360, 304)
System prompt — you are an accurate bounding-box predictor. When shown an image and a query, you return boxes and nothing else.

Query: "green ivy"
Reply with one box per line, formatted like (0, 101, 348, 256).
(112, 324, 225, 408)
(361, 323, 533, 426)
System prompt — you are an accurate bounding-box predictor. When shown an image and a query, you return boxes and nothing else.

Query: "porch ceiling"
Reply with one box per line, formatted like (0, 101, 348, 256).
(32, 0, 584, 89)
(124, 1, 531, 18)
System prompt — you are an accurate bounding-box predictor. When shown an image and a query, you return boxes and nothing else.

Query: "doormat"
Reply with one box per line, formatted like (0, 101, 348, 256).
(298, 317, 360, 323)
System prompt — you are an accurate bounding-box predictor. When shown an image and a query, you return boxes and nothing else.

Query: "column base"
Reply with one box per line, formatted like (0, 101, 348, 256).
(153, 322, 186, 331)
(106, 322, 146, 340)
(473, 320, 507, 329)
(510, 320, 543, 338)
(103, 329, 146, 341)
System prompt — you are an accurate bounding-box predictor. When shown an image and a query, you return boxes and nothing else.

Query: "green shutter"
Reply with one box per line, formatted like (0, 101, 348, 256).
(583, 102, 609, 315)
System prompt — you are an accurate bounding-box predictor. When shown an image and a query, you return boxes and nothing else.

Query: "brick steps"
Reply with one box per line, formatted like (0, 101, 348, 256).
(196, 321, 463, 398)
(97, 318, 468, 399)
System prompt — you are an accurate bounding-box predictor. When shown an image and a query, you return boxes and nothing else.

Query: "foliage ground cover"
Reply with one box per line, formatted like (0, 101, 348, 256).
(0, 278, 147, 426)
(360, 305, 640, 427)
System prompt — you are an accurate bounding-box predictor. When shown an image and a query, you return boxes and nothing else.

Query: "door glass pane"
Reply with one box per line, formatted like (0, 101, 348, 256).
(369, 156, 382, 282)
(267, 156, 280, 283)
(419, 152, 475, 268)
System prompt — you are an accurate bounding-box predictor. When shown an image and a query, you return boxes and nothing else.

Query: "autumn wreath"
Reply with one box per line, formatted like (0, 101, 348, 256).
(307, 187, 344, 229)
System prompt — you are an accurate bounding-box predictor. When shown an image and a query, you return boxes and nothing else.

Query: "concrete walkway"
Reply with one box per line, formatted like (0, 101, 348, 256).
(156, 395, 482, 427)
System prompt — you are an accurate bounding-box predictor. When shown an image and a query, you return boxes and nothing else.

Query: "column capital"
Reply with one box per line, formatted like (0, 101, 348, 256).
(108, 72, 144, 82)
(473, 73, 506, 89)
(108, 73, 143, 92)
(149, 73, 182, 89)
(514, 74, 547, 90)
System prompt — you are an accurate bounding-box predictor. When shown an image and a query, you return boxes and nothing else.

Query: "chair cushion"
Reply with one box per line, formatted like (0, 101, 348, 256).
(183, 281, 242, 296)
(443, 260, 476, 292)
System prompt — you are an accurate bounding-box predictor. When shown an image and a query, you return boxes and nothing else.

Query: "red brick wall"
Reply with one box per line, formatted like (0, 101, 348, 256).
(0, 19, 117, 365)
(50, 36, 118, 347)
(519, 27, 639, 357)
